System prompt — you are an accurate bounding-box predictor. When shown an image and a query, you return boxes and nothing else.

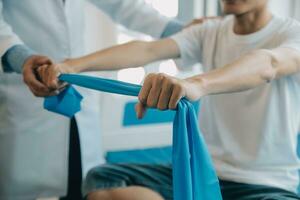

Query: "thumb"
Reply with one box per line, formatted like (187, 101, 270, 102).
(135, 102, 147, 119)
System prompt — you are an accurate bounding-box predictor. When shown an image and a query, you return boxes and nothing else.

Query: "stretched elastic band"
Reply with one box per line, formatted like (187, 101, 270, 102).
(44, 74, 222, 200)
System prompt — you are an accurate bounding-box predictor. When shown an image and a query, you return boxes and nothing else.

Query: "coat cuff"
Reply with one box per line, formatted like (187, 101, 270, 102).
(2, 45, 36, 73)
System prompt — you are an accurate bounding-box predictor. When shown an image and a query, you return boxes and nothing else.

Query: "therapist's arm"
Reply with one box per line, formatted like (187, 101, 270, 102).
(89, 0, 182, 38)
(0, 0, 56, 97)
(135, 48, 300, 118)
(0, 0, 23, 74)
(161, 20, 184, 38)
(2, 45, 57, 97)
(2, 45, 35, 73)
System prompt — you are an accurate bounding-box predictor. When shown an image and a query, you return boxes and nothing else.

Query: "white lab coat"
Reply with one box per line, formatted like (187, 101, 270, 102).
(0, 0, 170, 199)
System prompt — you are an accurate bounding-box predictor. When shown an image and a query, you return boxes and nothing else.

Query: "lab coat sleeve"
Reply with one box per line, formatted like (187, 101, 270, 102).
(0, 0, 23, 74)
(88, 0, 173, 38)
(161, 20, 184, 38)
(2, 45, 36, 73)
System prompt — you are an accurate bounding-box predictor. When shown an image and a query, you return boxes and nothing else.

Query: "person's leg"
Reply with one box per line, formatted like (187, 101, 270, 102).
(220, 180, 300, 200)
(83, 164, 173, 200)
(88, 186, 164, 200)
(60, 118, 83, 200)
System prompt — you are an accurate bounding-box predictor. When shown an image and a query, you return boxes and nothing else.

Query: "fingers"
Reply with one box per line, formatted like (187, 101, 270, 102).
(136, 73, 185, 119)
(138, 73, 154, 106)
(28, 85, 58, 97)
(157, 78, 173, 110)
(46, 65, 60, 86)
(169, 84, 185, 110)
(37, 65, 60, 89)
(57, 82, 69, 91)
(146, 74, 164, 108)
(135, 102, 147, 119)
(23, 55, 60, 97)
(24, 73, 58, 97)
(35, 56, 53, 66)
(23, 65, 50, 96)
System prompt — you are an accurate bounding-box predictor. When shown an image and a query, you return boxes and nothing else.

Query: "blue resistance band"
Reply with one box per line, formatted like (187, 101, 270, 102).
(44, 74, 222, 200)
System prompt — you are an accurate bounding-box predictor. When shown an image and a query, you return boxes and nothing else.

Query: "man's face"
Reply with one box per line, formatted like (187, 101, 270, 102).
(221, 0, 268, 15)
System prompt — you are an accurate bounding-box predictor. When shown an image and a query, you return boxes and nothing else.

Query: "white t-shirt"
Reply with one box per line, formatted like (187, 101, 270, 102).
(172, 15, 300, 193)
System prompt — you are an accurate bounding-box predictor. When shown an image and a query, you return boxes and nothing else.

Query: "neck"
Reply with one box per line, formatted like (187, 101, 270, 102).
(233, 7, 272, 35)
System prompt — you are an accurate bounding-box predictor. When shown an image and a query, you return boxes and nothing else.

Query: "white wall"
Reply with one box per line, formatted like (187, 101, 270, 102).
(269, 0, 293, 17)
(269, 0, 300, 19)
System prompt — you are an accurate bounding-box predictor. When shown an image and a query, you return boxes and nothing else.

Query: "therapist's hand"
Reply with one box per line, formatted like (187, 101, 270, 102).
(135, 73, 204, 119)
(23, 55, 59, 97)
(35, 60, 74, 90)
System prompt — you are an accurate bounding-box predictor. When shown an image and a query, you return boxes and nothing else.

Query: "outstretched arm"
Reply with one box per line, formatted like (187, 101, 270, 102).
(37, 38, 180, 89)
(135, 47, 300, 118)
(66, 39, 179, 73)
(187, 48, 300, 96)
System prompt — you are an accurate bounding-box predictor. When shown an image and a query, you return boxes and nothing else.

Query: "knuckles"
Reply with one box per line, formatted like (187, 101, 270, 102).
(169, 103, 177, 110)
(138, 95, 147, 105)
(21, 56, 59, 97)
(146, 98, 157, 108)
(140, 73, 184, 110)
(157, 103, 168, 111)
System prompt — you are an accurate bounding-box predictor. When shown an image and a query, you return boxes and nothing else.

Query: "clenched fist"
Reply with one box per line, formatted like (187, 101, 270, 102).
(135, 73, 204, 119)
(23, 55, 57, 97)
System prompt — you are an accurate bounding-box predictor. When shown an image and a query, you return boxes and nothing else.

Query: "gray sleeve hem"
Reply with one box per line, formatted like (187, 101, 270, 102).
(161, 19, 184, 38)
(2, 45, 36, 73)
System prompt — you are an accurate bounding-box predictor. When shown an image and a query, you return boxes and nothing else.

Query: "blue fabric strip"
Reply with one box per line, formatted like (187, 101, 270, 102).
(123, 101, 175, 126)
(44, 74, 222, 200)
(106, 146, 172, 164)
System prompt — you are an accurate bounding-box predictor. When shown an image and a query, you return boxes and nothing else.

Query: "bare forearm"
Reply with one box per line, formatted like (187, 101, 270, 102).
(187, 48, 300, 97)
(68, 39, 179, 73)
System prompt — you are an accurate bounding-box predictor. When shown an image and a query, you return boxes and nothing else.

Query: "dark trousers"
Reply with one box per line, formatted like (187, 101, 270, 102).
(84, 164, 300, 200)
(60, 118, 83, 200)
(221, 180, 300, 200)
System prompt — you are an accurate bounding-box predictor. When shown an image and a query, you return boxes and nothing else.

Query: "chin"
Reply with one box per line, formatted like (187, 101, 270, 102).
(222, 5, 246, 15)
(222, 0, 250, 14)
(223, 9, 242, 15)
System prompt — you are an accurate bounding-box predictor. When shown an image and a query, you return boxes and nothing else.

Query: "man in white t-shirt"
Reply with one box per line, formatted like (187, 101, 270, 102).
(37, 0, 300, 199)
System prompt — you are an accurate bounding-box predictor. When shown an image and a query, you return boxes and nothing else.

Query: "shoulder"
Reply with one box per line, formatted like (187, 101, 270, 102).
(196, 15, 232, 32)
(272, 16, 300, 55)
(177, 15, 232, 39)
(273, 16, 300, 36)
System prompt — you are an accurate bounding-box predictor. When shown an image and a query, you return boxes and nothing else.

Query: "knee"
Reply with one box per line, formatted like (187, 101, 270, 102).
(87, 189, 113, 200)
(86, 186, 165, 200)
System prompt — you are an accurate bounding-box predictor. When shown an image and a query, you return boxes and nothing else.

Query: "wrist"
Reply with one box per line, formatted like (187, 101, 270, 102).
(183, 76, 209, 101)
(61, 59, 83, 73)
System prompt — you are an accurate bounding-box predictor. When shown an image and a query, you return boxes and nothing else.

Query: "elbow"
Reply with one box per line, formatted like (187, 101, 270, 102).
(261, 65, 277, 83)
(253, 49, 278, 83)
